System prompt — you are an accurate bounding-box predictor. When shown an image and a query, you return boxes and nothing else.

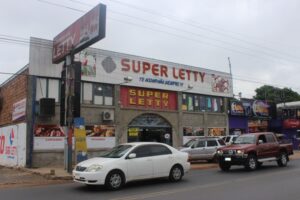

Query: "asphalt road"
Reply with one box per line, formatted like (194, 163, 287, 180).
(1, 159, 300, 200)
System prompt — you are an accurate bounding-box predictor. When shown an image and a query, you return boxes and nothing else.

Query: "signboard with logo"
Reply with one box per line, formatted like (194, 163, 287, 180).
(252, 100, 269, 117)
(52, 4, 106, 64)
(120, 87, 177, 110)
(230, 101, 245, 116)
(283, 119, 300, 129)
(30, 37, 233, 97)
(12, 98, 26, 121)
(0, 123, 27, 167)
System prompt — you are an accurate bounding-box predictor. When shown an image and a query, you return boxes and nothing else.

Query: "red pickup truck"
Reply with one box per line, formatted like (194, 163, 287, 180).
(217, 132, 293, 171)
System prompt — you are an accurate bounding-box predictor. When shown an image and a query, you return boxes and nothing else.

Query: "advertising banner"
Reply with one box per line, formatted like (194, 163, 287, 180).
(252, 100, 269, 117)
(120, 87, 177, 110)
(208, 128, 226, 136)
(183, 127, 205, 144)
(52, 4, 106, 63)
(34, 124, 115, 150)
(12, 98, 26, 121)
(74, 128, 88, 163)
(0, 123, 27, 167)
(230, 101, 245, 116)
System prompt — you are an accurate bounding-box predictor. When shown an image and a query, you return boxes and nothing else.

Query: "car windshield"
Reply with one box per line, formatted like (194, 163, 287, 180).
(183, 139, 196, 147)
(100, 145, 133, 158)
(233, 135, 256, 144)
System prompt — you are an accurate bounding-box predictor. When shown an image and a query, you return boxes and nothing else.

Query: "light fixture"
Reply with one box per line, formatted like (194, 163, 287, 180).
(181, 84, 194, 92)
(123, 76, 133, 83)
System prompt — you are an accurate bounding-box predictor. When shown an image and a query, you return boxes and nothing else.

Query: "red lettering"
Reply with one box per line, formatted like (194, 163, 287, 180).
(121, 58, 130, 71)
(152, 64, 159, 76)
(142, 62, 151, 74)
(199, 72, 205, 82)
(179, 69, 185, 80)
(173, 68, 178, 79)
(160, 65, 168, 77)
(186, 70, 191, 80)
(132, 60, 141, 73)
(193, 71, 198, 81)
(0, 135, 4, 155)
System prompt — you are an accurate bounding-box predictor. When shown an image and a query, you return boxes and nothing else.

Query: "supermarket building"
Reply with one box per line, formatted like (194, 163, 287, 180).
(0, 37, 233, 167)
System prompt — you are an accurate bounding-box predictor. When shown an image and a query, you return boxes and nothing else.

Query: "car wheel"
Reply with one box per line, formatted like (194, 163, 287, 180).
(105, 170, 124, 190)
(169, 165, 183, 182)
(245, 154, 257, 171)
(219, 162, 231, 171)
(277, 152, 288, 167)
(257, 162, 263, 168)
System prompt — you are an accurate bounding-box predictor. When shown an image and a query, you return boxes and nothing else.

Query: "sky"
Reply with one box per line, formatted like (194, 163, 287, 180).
(0, 0, 300, 98)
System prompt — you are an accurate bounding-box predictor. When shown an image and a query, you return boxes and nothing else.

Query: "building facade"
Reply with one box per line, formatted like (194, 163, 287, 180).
(0, 37, 233, 167)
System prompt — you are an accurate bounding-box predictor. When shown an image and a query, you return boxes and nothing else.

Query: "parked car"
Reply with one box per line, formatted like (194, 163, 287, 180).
(217, 132, 294, 171)
(180, 137, 226, 162)
(222, 135, 238, 145)
(73, 142, 190, 190)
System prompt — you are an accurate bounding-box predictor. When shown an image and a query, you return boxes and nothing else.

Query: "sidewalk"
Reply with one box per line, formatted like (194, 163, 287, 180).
(3, 150, 299, 182)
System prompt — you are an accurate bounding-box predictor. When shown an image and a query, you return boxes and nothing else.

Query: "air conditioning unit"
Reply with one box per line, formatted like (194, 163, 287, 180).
(102, 110, 114, 121)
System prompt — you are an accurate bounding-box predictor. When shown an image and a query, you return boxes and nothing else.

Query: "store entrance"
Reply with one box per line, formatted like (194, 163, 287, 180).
(128, 114, 172, 145)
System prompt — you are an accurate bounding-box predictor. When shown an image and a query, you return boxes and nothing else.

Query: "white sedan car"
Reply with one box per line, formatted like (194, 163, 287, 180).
(73, 142, 190, 190)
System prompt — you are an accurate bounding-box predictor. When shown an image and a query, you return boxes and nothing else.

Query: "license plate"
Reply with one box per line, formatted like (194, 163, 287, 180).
(225, 157, 231, 161)
(74, 173, 81, 179)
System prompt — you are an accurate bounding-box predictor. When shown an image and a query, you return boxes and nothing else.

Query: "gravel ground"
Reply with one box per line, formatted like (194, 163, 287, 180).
(0, 166, 68, 189)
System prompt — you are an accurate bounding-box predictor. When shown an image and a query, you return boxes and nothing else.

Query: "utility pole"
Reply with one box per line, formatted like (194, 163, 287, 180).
(228, 57, 232, 76)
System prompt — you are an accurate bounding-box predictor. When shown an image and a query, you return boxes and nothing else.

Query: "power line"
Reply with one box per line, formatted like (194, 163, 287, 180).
(104, 0, 300, 62)
(37, 0, 300, 65)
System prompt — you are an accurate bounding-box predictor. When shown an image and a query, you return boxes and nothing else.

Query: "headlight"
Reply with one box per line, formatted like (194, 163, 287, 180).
(85, 164, 103, 172)
(236, 150, 244, 155)
(217, 150, 223, 155)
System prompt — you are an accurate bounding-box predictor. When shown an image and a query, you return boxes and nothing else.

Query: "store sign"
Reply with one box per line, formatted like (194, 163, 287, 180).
(230, 101, 245, 116)
(12, 98, 26, 121)
(120, 87, 177, 110)
(283, 119, 300, 129)
(52, 4, 106, 64)
(252, 100, 269, 117)
(0, 123, 27, 167)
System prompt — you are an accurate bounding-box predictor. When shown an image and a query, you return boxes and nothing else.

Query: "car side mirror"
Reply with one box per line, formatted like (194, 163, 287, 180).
(128, 153, 137, 159)
(258, 140, 264, 145)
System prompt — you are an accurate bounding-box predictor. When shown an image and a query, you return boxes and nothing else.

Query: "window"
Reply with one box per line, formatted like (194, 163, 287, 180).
(132, 146, 152, 158)
(82, 82, 114, 105)
(218, 139, 226, 146)
(36, 78, 60, 102)
(195, 140, 205, 148)
(207, 140, 218, 147)
(83, 83, 93, 104)
(150, 145, 172, 156)
(266, 134, 276, 143)
(94, 83, 104, 105)
(258, 135, 267, 143)
(48, 79, 59, 102)
(36, 78, 47, 101)
(182, 93, 223, 113)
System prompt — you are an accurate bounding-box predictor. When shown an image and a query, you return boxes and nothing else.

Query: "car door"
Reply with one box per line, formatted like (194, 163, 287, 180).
(126, 145, 154, 181)
(150, 144, 174, 178)
(265, 134, 280, 157)
(205, 140, 218, 159)
(256, 135, 269, 159)
(190, 140, 206, 160)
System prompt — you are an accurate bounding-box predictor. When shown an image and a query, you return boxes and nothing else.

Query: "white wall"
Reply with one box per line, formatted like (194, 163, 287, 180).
(0, 123, 27, 167)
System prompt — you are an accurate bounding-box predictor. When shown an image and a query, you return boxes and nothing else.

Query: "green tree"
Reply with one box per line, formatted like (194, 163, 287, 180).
(253, 85, 300, 103)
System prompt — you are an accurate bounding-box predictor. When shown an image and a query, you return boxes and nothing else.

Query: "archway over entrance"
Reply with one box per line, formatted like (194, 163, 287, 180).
(127, 114, 172, 145)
